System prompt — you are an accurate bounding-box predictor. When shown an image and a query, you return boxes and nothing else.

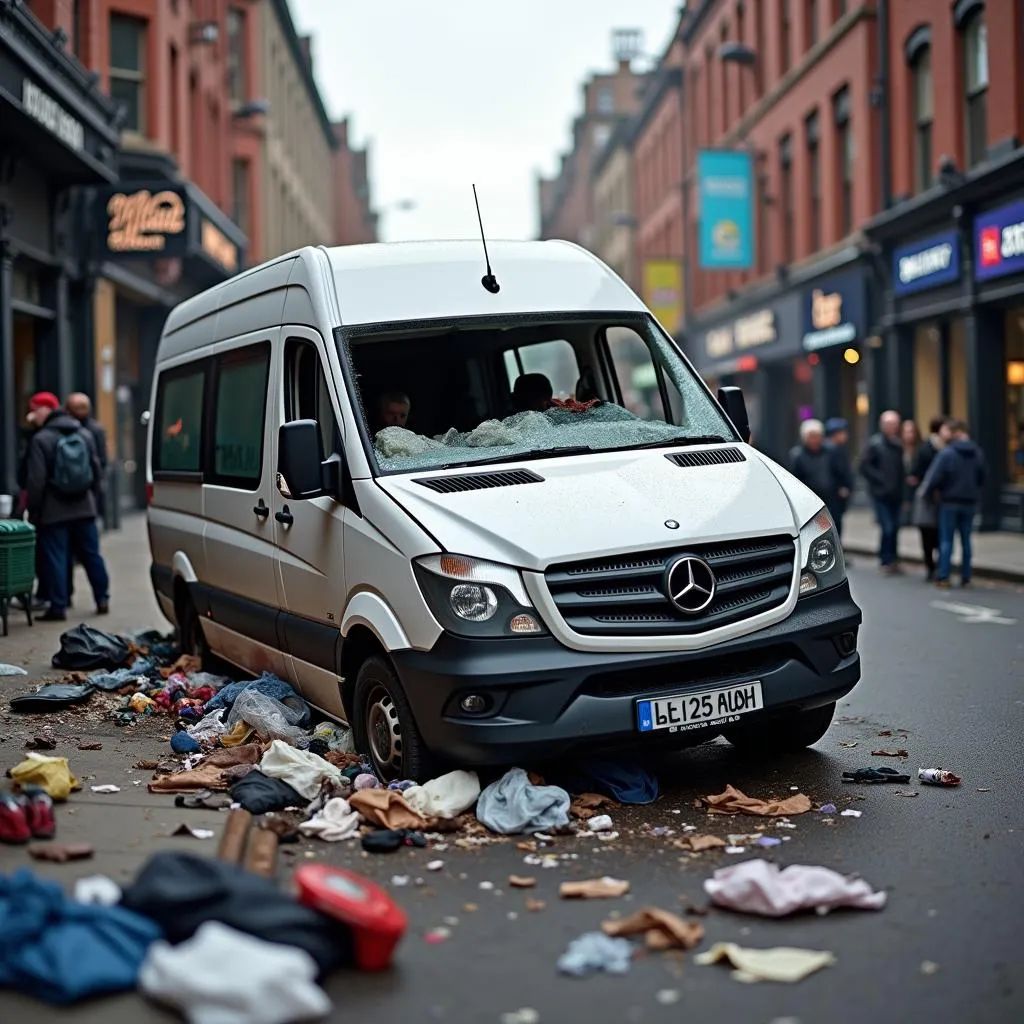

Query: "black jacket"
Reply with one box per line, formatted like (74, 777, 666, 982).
(909, 438, 941, 488)
(24, 412, 102, 526)
(789, 445, 838, 503)
(922, 439, 987, 506)
(859, 433, 905, 502)
(826, 440, 855, 498)
(80, 416, 108, 472)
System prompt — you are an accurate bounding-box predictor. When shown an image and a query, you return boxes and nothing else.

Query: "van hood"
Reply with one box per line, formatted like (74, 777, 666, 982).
(375, 447, 808, 570)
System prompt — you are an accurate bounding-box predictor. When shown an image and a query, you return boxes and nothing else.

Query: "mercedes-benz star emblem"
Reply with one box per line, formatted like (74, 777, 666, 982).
(664, 555, 717, 615)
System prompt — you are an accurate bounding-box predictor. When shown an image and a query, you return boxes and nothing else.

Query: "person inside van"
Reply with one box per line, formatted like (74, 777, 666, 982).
(511, 373, 554, 413)
(375, 391, 411, 431)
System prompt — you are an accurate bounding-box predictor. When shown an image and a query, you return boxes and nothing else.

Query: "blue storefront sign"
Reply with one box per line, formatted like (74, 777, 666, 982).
(892, 230, 960, 296)
(801, 269, 868, 353)
(975, 199, 1024, 282)
(697, 149, 754, 270)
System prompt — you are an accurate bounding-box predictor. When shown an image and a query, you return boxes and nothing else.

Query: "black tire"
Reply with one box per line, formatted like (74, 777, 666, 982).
(352, 656, 434, 783)
(177, 591, 209, 666)
(723, 701, 836, 755)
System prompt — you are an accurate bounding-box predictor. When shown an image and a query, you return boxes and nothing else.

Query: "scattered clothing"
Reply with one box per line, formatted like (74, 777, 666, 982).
(557, 932, 634, 976)
(259, 741, 344, 800)
(227, 689, 310, 747)
(149, 764, 231, 794)
(230, 771, 305, 815)
(299, 798, 361, 842)
(695, 942, 836, 983)
(559, 877, 630, 899)
(703, 859, 887, 917)
(403, 770, 480, 819)
(205, 675, 311, 729)
(476, 768, 570, 834)
(842, 767, 910, 784)
(361, 829, 426, 853)
(9, 753, 80, 801)
(29, 842, 94, 862)
(0, 665, 27, 676)
(50, 624, 127, 671)
(702, 785, 812, 817)
(601, 907, 704, 951)
(120, 853, 355, 977)
(349, 789, 427, 831)
(9, 682, 95, 713)
(0, 867, 161, 1004)
(353, 773, 380, 791)
(171, 731, 201, 754)
(676, 834, 727, 852)
(139, 920, 331, 1024)
(73, 876, 122, 906)
(186, 710, 228, 743)
(557, 758, 658, 805)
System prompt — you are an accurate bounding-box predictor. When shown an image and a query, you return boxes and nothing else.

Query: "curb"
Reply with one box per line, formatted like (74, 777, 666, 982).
(843, 544, 1024, 585)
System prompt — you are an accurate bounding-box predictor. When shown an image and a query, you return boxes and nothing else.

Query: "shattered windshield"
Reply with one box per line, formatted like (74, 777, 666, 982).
(340, 314, 735, 474)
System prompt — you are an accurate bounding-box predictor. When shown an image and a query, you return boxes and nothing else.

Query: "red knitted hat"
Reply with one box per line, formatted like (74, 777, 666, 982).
(28, 392, 60, 411)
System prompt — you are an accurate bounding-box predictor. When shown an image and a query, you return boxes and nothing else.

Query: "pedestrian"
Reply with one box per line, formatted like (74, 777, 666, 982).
(921, 419, 986, 588)
(65, 393, 108, 606)
(789, 419, 841, 510)
(22, 400, 110, 622)
(900, 420, 922, 528)
(908, 415, 952, 581)
(823, 417, 854, 544)
(859, 410, 906, 574)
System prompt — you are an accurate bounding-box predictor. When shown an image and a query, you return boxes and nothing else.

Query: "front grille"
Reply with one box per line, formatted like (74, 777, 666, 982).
(544, 535, 796, 636)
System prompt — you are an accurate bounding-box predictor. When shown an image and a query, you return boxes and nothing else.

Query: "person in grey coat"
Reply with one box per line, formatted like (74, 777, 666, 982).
(23, 406, 110, 621)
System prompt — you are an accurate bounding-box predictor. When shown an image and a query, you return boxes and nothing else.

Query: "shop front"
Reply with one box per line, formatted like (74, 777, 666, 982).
(0, 0, 120, 499)
(88, 152, 246, 512)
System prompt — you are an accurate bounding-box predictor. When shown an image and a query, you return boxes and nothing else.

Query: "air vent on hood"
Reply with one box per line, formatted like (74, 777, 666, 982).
(414, 468, 545, 494)
(665, 447, 746, 468)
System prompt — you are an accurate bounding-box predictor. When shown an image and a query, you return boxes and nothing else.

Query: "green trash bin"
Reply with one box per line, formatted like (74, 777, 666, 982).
(0, 519, 37, 637)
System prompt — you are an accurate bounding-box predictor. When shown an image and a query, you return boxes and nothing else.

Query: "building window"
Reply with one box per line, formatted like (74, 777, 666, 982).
(912, 45, 933, 191)
(834, 87, 853, 235)
(781, 0, 792, 73)
(593, 123, 612, 153)
(807, 0, 818, 47)
(780, 133, 794, 263)
(227, 7, 246, 104)
(806, 110, 821, 252)
(962, 9, 988, 167)
(109, 14, 147, 133)
(596, 87, 614, 114)
(232, 158, 250, 235)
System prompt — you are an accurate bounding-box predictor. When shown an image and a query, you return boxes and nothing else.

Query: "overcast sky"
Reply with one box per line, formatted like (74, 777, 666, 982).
(290, 0, 681, 242)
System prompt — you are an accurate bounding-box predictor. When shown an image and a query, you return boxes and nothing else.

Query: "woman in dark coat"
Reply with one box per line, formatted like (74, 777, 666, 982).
(908, 415, 951, 581)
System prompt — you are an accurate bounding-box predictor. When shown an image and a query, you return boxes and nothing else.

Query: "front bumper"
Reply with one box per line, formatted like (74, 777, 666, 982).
(391, 581, 862, 765)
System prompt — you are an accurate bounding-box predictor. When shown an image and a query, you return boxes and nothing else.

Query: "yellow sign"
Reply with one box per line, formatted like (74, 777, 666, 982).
(106, 190, 186, 253)
(643, 259, 683, 335)
(202, 220, 239, 273)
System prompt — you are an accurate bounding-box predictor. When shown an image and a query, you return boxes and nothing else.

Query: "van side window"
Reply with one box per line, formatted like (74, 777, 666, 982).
(606, 326, 676, 423)
(211, 342, 271, 488)
(285, 338, 340, 459)
(502, 340, 579, 400)
(154, 363, 207, 475)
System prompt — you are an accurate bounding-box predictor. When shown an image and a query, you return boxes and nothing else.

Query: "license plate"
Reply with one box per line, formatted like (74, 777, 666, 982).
(637, 681, 764, 734)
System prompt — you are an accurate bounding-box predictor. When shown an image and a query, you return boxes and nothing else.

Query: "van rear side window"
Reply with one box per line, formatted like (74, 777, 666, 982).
(212, 343, 271, 487)
(154, 365, 206, 474)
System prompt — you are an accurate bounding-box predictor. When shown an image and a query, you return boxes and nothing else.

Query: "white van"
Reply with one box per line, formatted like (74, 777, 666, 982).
(146, 240, 861, 782)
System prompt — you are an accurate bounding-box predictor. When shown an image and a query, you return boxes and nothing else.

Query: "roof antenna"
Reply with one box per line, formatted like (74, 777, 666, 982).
(472, 184, 500, 294)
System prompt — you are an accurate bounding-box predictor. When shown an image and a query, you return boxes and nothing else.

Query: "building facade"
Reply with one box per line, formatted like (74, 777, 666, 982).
(0, 0, 121, 499)
(332, 118, 378, 246)
(591, 119, 636, 287)
(865, 0, 1024, 531)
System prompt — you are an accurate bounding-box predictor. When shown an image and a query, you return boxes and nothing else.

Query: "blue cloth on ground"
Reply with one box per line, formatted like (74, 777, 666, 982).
(203, 673, 311, 727)
(88, 667, 141, 692)
(475, 768, 570, 835)
(170, 731, 201, 754)
(0, 868, 162, 1004)
(559, 757, 659, 805)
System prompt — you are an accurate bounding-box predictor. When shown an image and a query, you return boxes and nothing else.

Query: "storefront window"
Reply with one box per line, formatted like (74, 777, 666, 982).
(1007, 310, 1024, 485)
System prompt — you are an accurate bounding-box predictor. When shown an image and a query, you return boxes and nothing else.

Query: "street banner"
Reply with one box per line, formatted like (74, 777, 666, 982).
(697, 149, 754, 270)
(642, 259, 683, 335)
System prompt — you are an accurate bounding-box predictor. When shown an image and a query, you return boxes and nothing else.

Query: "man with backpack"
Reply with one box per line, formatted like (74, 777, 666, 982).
(22, 395, 110, 622)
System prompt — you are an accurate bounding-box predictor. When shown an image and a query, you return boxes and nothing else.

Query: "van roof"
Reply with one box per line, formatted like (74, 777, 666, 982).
(325, 239, 646, 326)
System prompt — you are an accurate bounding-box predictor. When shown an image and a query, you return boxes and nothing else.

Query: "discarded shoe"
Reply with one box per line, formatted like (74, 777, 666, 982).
(21, 786, 56, 839)
(841, 767, 911, 785)
(0, 793, 31, 844)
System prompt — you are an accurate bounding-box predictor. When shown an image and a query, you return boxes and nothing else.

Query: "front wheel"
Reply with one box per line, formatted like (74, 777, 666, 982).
(722, 701, 836, 755)
(352, 657, 434, 783)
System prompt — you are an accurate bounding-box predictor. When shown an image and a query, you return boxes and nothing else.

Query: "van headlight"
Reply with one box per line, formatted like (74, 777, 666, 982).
(413, 554, 547, 638)
(797, 507, 847, 595)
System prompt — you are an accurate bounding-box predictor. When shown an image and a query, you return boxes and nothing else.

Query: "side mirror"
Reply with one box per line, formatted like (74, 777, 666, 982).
(278, 420, 325, 499)
(717, 386, 751, 443)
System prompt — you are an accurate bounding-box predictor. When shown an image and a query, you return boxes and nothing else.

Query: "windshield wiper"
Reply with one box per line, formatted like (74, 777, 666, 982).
(441, 445, 595, 470)
(617, 434, 729, 452)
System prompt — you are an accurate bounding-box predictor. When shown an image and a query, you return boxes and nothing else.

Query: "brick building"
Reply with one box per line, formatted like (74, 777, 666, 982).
(332, 117, 378, 246)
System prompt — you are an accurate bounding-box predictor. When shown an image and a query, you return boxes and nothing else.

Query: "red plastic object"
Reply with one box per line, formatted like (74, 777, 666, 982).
(294, 864, 408, 971)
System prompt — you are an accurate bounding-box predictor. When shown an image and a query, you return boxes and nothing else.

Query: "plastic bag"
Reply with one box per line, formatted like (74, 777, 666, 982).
(186, 672, 231, 693)
(312, 722, 355, 754)
(226, 689, 310, 747)
(51, 624, 130, 670)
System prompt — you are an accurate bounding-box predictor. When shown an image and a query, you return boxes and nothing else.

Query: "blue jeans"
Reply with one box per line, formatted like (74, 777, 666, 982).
(873, 499, 902, 566)
(39, 518, 110, 614)
(938, 505, 974, 583)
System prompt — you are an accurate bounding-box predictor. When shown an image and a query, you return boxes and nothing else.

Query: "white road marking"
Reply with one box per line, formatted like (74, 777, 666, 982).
(930, 600, 1017, 625)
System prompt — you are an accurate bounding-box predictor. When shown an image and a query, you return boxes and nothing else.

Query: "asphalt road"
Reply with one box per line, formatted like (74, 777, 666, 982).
(2, 562, 1023, 1023)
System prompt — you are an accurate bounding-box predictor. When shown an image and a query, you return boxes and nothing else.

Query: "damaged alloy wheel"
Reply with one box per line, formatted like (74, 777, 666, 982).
(353, 657, 433, 783)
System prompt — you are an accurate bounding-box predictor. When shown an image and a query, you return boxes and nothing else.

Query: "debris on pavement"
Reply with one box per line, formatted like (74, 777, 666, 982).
(475, 768, 570, 835)
(842, 767, 910, 784)
(695, 942, 836, 983)
(894, 790, 919, 797)
(559, 877, 630, 899)
(174, 791, 233, 811)
(704, 860, 887, 916)
(871, 749, 909, 758)
(0, 663, 28, 675)
(500, 1009, 540, 1024)
(837, 740, 858, 748)
(90, 784, 120, 794)
(509, 875, 536, 888)
(525, 898, 546, 912)
(24, 730, 56, 750)
(170, 824, 215, 840)
(404, 770, 480, 819)
(601, 906, 705, 950)
(840, 809, 862, 818)
(556, 757, 659, 805)
(77, 742, 103, 751)
(297, 797, 360, 842)
(918, 768, 962, 787)
(921, 960, 940, 976)
(9, 752, 80, 800)
(655, 989, 680, 1005)
(73, 876, 122, 906)
(29, 842, 94, 862)
(586, 814, 614, 832)
(557, 932, 634, 976)
(819, 803, 837, 814)
(568, 792, 618, 819)
(675, 833, 727, 852)
(701, 785, 812, 816)
(349, 788, 428, 830)
(425, 927, 451, 944)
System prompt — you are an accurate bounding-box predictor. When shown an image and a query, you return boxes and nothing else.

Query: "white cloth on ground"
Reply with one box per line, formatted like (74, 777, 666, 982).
(695, 942, 836, 983)
(73, 875, 122, 906)
(703, 859, 887, 917)
(259, 739, 343, 800)
(298, 797, 361, 841)
(186, 709, 227, 742)
(475, 767, 570, 835)
(403, 770, 480, 819)
(138, 920, 331, 1024)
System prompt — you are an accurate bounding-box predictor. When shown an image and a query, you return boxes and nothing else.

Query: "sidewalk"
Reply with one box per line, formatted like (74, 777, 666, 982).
(841, 506, 1024, 583)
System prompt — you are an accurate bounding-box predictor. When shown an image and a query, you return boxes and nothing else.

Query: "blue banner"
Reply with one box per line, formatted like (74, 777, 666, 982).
(697, 150, 754, 270)
(975, 199, 1024, 282)
(892, 230, 960, 296)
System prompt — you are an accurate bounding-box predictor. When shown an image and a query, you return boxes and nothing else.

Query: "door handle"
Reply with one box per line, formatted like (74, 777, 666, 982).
(275, 505, 294, 526)
(253, 499, 270, 520)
